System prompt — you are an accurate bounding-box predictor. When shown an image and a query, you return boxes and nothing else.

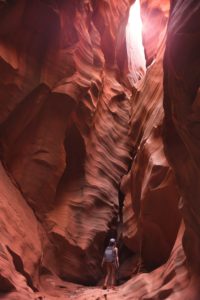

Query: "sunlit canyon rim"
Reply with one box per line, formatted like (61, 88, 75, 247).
(0, 0, 200, 299)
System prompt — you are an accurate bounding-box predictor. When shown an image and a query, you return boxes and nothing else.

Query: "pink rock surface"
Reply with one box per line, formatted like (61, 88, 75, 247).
(0, 0, 132, 287)
(121, 20, 181, 275)
(163, 0, 200, 278)
(0, 0, 199, 299)
(0, 162, 43, 296)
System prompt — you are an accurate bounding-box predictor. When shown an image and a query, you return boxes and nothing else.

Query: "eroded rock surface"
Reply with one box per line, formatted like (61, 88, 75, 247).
(0, 0, 199, 299)
(121, 16, 181, 276)
(0, 0, 132, 287)
(0, 162, 43, 297)
(163, 0, 200, 277)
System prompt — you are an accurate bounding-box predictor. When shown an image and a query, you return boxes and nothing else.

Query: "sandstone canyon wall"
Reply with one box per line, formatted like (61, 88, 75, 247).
(163, 0, 200, 281)
(0, 0, 199, 299)
(0, 0, 134, 293)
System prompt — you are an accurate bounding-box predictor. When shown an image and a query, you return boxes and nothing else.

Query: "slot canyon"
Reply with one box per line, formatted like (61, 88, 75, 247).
(0, 0, 200, 299)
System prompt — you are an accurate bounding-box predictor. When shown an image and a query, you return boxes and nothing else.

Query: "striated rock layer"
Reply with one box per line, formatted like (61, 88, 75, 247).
(0, 0, 132, 287)
(0, 162, 43, 297)
(163, 0, 200, 278)
(121, 6, 181, 277)
(0, 0, 199, 299)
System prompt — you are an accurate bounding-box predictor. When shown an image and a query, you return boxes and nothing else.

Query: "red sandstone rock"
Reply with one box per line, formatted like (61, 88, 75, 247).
(121, 22, 181, 275)
(163, 0, 200, 278)
(0, 0, 132, 286)
(141, 0, 169, 64)
(0, 162, 43, 296)
(65, 224, 200, 300)
(0, 0, 199, 299)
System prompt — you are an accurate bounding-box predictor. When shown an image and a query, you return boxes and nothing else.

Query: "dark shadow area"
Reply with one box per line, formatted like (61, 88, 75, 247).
(0, 274, 16, 294)
(6, 246, 38, 292)
(55, 123, 86, 204)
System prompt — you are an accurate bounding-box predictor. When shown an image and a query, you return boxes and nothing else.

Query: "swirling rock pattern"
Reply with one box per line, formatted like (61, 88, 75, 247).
(0, 0, 132, 287)
(0, 162, 43, 296)
(121, 17, 181, 277)
(163, 0, 200, 277)
(0, 0, 199, 299)
(140, 0, 169, 65)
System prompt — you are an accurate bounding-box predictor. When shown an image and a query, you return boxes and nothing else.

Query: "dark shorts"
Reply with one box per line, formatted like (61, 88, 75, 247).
(105, 261, 116, 270)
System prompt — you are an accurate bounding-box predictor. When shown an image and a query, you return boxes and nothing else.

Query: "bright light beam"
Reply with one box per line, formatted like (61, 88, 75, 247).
(126, 0, 146, 88)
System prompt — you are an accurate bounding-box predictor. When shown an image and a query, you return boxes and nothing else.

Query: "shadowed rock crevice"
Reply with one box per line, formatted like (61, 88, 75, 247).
(6, 246, 38, 292)
(0, 274, 16, 294)
(55, 123, 86, 205)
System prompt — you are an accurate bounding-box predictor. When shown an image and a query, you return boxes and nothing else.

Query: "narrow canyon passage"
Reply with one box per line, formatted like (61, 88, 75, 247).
(0, 0, 200, 300)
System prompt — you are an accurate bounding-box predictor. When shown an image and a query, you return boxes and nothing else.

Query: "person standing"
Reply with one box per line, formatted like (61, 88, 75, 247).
(101, 238, 119, 289)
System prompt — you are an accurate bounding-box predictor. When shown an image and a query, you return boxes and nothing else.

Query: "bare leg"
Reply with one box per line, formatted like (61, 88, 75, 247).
(103, 264, 112, 288)
(111, 264, 116, 287)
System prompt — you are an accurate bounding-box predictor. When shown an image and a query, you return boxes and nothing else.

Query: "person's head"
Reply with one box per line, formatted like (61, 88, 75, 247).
(109, 238, 116, 246)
